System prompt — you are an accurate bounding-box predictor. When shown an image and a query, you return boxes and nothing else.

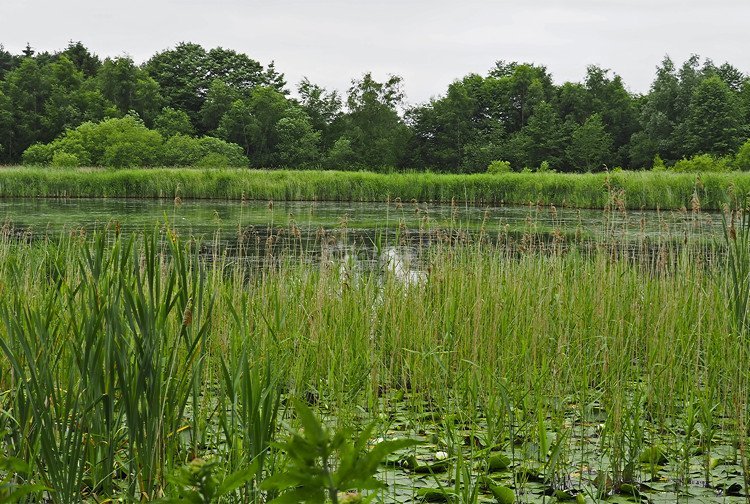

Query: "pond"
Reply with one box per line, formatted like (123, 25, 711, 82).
(0, 198, 725, 248)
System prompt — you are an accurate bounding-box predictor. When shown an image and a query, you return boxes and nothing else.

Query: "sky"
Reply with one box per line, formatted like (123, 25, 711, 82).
(1, 0, 749, 104)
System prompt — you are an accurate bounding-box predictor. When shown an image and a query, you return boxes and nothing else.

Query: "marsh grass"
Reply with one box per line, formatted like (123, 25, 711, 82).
(1, 166, 750, 210)
(0, 203, 746, 502)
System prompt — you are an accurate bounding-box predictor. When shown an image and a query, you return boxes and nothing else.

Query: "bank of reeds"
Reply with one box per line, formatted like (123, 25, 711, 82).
(1, 166, 750, 210)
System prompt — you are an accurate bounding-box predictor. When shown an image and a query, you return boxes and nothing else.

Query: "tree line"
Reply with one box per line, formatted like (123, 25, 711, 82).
(1, 41, 749, 172)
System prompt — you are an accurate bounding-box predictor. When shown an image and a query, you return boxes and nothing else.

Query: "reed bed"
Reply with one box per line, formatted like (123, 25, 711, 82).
(0, 213, 747, 502)
(1, 167, 750, 210)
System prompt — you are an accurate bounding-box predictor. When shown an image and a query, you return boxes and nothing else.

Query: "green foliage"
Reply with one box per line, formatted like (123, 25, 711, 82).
(161, 134, 248, 167)
(735, 139, 750, 171)
(671, 154, 732, 173)
(487, 160, 512, 174)
(567, 113, 613, 172)
(3, 45, 750, 171)
(158, 459, 257, 504)
(326, 137, 357, 170)
(22, 116, 248, 168)
(275, 108, 320, 168)
(155, 107, 195, 138)
(682, 75, 744, 156)
(262, 400, 417, 503)
(21, 143, 53, 165)
(652, 154, 666, 171)
(537, 160, 552, 173)
(0, 457, 50, 503)
(51, 150, 80, 167)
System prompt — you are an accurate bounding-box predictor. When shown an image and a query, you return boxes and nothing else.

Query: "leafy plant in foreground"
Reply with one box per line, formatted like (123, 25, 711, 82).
(157, 458, 257, 503)
(262, 400, 418, 503)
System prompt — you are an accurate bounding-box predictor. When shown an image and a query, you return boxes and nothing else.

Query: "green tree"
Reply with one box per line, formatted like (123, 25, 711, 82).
(584, 65, 638, 166)
(154, 107, 194, 138)
(217, 99, 259, 159)
(683, 75, 743, 156)
(325, 137, 356, 169)
(200, 80, 240, 132)
(1, 58, 51, 158)
(217, 87, 291, 166)
(344, 72, 410, 168)
(567, 114, 613, 171)
(145, 43, 283, 128)
(735, 139, 750, 171)
(297, 78, 342, 148)
(408, 76, 484, 171)
(59, 41, 101, 77)
(97, 57, 163, 123)
(518, 101, 567, 169)
(0, 44, 16, 79)
(275, 108, 320, 167)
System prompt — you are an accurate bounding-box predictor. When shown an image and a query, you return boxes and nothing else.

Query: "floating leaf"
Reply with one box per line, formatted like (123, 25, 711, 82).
(488, 454, 511, 472)
(488, 483, 515, 504)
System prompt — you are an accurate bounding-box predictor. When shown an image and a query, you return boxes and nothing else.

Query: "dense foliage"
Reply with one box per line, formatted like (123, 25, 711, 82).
(1, 42, 750, 171)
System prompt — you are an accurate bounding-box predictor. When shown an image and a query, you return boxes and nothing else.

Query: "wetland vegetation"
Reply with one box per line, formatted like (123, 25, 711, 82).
(2, 168, 750, 211)
(0, 200, 748, 503)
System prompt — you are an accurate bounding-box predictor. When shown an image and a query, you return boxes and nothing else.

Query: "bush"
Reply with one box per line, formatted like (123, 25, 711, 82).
(51, 151, 80, 168)
(161, 134, 205, 166)
(652, 154, 666, 171)
(487, 160, 512, 174)
(22, 143, 53, 165)
(196, 153, 234, 168)
(672, 154, 732, 173)
(736, 139, 750, 171)
(196, 137, 247, 167)
(21, 116, 248, 168)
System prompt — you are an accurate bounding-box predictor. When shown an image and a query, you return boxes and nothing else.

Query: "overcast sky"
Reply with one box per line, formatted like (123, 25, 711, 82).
(1, 0, 749, 104)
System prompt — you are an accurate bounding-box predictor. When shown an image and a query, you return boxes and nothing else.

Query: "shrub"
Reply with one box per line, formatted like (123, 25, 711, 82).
(196, 137, 247, 167)
(21, 116, 248, 168)
(652, 154, 666, 171)
(538, 160, 551, 173)
(672, 154, 732, 173)
(736, 139, 750, 171)
(22, 143, 53, 166)
(487, 160, 512, 174)
(51, 151, 80, 168)
(161, 134, 204, 166)
(196, 153, 234, 168)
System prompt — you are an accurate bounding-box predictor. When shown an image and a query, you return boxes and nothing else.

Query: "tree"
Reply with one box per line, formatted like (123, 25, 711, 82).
(1, 58, 51, 158)
(326, 136, 356, 169)
(275, 108, 320, 167)
(297, 78, 342, 144)
(583, 65, 638, 166)
(144, 43, 210, 123)
(145, 43, 281, 128)
(154, 107, 194, 138)
(518, 101, 567, 169)
(200, 80, 240, 132)
(217, 99, 258, 159)
(736, 139, 750, 171)
(683, 75, 743, 156)
(59, 41, 101, 77)
(408, 76, 485, 171)
(344, 72, 410, 168)
(486, 61, 554, 132)
(0, 44, 17, 80)
(567, 114, 612, 171)
(97, 57, 163, 123)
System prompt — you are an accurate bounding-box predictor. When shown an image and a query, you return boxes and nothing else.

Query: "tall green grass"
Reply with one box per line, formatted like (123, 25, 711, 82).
(0, 216, 746, 501)
(1, 166, 750, 210)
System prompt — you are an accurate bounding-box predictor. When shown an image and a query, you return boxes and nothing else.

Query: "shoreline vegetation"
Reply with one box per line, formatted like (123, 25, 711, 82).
(0, 166, 748, 210)
(0, 223, 747, 502)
